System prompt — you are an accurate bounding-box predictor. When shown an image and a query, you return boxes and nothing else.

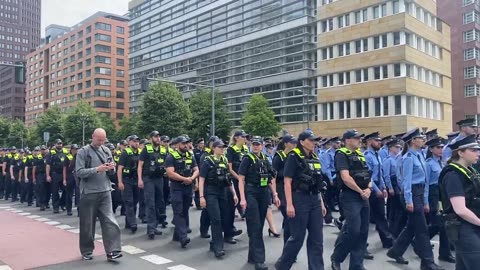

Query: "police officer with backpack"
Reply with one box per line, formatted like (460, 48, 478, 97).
(138, 131, 168, 240)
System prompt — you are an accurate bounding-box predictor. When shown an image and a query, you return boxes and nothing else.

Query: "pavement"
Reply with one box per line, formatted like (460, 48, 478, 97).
(0, 199, 455, 270)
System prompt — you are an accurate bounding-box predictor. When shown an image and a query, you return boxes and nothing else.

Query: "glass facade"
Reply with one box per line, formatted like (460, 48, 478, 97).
(128, 0, 317, 125)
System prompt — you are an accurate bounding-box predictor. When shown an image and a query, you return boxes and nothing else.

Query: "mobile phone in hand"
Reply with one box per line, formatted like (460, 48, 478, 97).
(106, 157, 113, 164)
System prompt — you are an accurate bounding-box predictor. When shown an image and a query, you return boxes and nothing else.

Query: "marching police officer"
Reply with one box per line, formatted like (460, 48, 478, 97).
(364, 132, 394, 248)
(46, 139, 67, 213)
(63, 144, 79, 216)
(387, 128, 443, 270)
(3, 147, 16, 201)
(0, 148, 4, 199)
(275, 131, 325, 270)
(425, 137, 455, 263)
(33, 146, 48, 210)
(331, 129, 371, 270)
(225, 130, 249, 243)
(271, 135, 297, 245)
(10, 149, 24, 203)
(198, 139, 237, 258)
(22, 149, 35, 206)
(118, 135, 141, 233)
(443, 118, 477, 162)
(166, 136, 199, 248)
(439, 135, 480, 270)
(238, 136, 279, 270)
(138, 131, 168, 239)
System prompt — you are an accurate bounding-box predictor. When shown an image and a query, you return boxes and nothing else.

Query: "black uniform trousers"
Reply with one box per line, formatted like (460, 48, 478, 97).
(456, 222, 480, 270)
(138, 189, 145, 221)
(20, 177, 34, 205)
(144, 175, 165, 234)
(35, 174, 47, 207)
(122, 177, 139, 229)
(389, 184, 434, 264)
(331, 189, 370, 270)
(387, 192, 407, 238)
(171, 182, 192, 241)
(276, 190, 324, 270)
(10, 173, 20, 202)
(369, 194, 394, 246)
(65, 174, 76, 213)
(428, 184, 452, 258)
(276, 181, 291, 245)
(4, 173, 12, 200)
(244, 184, 269, 263)
(204, 184, 228, 252)
(199, 208, 210, 236)
(0, 173, 4, 198)
(224, 179, 242, 238)
(50, 171, 64, 211)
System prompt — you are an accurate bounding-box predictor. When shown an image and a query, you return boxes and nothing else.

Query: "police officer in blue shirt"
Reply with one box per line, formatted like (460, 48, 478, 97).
(321, 137, 341, 213)
(275, 131, 325, 270)
(364, 132, 394, 248)
(387, 128, 444, 270)
(331, 129, 371, 270)
(425, 137, 455, 263)
(443, 119, 477, 162)
(382, 138, 405, 237)
(379, 136, 392, 161)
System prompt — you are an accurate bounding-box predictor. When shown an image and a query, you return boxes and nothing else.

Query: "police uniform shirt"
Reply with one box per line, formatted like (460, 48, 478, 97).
(442, 171, 466, 204)
(34, 155, 46, 172)
(283, 151, 309, 179)
(226, 146, 246, 172)
(118, 148, 139, 178)
(382, 154, 396, 190)
(334, 151, 351, 173)
(46, 150, 65, 173)
(272, 153, 286, 181)
(63, 154, 75, 178)
(12, 156, 24, 173)
(193, 148, 204, 165)
(426, 156, 442, 186)
(238, 153, 273, 184)
(164, 153, 198, 174)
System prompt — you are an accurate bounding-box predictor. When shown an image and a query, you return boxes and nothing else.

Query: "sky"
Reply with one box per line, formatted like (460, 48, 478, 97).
(41, 0, 131, 36)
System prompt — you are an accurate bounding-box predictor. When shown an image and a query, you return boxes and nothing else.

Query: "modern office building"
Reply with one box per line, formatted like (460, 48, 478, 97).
(0, 0, 41, 120)
(24, 12, 129, 126)
(128, 0, 317, 126)
(308, 0, 453, 136)
(438, 0, 480, 129)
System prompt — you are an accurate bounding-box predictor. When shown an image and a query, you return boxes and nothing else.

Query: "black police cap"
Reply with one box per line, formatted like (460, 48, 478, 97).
(402, 128, 425, 143)
(342, 129, 363, 140)
(298, 131, 321, 141)
(150, 130, 160, 137)
(449, 135, 480, 151)
(456, 118, 477, 127)
(364, 132, 381, 141)
(426, 137, 444, 148)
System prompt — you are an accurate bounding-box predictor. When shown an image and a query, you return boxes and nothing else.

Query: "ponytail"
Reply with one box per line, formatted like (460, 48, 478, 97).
(401, 142, 409, 156)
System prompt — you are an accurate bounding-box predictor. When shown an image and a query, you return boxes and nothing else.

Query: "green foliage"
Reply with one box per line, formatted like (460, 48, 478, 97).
(63, 101, 98, 145)
(241, 94, 281, 137)
(138, 82, 191, 137)
(7, 119, 28, 147)
(97, 113, 117, 142)
(188, 89, 232, 141)
(117, 113, 140, 141)
(35, 105, 64, 142)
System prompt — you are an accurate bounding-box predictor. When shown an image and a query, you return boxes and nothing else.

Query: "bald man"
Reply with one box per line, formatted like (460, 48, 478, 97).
(76, 128, 122, 261)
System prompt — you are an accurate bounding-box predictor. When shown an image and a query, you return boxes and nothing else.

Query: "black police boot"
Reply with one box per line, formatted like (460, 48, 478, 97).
(214, 250, 225, 258)
(387, 249, 409, 265)
(200, 232, 211, 238)
(331, 255, 342, 270)
(420, 261, 444, 270)
(438, 255, 455, 263)
(254, 262, 268, 270)
(180, 237, 190, 248)
(130, 225, 137, 234)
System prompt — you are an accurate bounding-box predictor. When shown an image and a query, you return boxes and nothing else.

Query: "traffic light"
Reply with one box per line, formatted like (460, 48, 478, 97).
(14, 62, 25, 84)
(141, 76, 149, 92)
(206, 124, 211, 137)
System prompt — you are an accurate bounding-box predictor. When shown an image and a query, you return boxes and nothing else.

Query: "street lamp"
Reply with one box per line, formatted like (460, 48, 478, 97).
(80, 113, 89, 146)
(142, 77, 217, 136)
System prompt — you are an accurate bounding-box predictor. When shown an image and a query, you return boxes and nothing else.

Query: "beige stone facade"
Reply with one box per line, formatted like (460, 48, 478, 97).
(282, 0, 453, 138)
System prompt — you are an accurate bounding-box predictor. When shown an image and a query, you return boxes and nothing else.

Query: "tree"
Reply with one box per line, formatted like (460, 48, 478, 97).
(63, 101, 98, 145)
(26, 126, 43, 148)
(97, 113, 117, 142)
(0, 116, 11, 146)
(188, 89, 232, 141)
(138, 82, 191, 137)
(241, 94, 281, 137)
(117, 113, 140, 141)
(7, 119, 27, 148)
(35, 105, 64, 143)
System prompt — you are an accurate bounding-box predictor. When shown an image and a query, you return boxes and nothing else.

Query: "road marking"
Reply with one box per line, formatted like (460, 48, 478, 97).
(67, 228, 80, 234)
(4, 208, 15, 211)
(45, 221, 60, 225)
(122, 245, 146, 255)
(26, 215, 41, 219)
(168, 265, 196, 270)
(431, 240, 439, 244)
(94, 234, 101, 239)
(56, 224, 74, 230)
(97, 239, 103, 243)
(35, 217, 50, 222)
(0, 206, 11, 209)
(10, 210, 22, 213)
(140, 255, 172, 265)
(0, 265, 13, 270)
(17, 212, 31, 216)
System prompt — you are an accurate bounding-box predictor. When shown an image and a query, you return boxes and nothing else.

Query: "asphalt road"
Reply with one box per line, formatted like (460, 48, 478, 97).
(0, 199, 454, 270)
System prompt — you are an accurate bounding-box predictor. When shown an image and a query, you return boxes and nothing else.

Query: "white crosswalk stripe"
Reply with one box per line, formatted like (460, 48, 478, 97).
(168, 265, 197, 270)
(67, 228, 80, 234)
(122, 245, 146, 255)
(34, 217, 50, 222)
(45, 221, 60, 225)
(56, 224, 74, 230)
(0, 265, 13, 270)
(26, 215, 41, 219)
(140, 255, 172, 265)
(17, 212, 31, 216)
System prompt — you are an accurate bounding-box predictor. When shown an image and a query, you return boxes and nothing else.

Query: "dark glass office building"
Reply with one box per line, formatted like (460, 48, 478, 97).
(128, 0, 317, 126)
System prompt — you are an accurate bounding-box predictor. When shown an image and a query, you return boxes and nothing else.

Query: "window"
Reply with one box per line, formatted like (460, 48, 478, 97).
(95, 22, 111, 31)
(95, 56, 111, 64)
(374, 36, 380, 49)
(95, 33, 111, 42)
(95, 67, 111, 75)
(94, 100, 111, 108)
(116, 37, 125, 45)
(116, 81, 125, 88)
(393, 32, 401, 45)
(375, 97, 381, 116)
(94, 89, 111, 97)
(465, 66, 478, 78)
(95, 44, 111, 53)
(116, 113, 124, 120)
(374, 6, 380, 19)
(95, 79, 111, 86)
(116, 102, 124, 109)
(374, 66, 381, 79)
(393, 0, 400, 14)
(116, 26, 124, 34)
(394, 95, 401, 115)
(465, 48, 475, 60)
(382, 65, 388, 78)
(394, 64, 401, 77)
(465, 85, 480, 97)
(117, 59, 124, 66)
(116, 91, 125, 98)
(116, 69, 124, 77)
(116, 48, 124, 55)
